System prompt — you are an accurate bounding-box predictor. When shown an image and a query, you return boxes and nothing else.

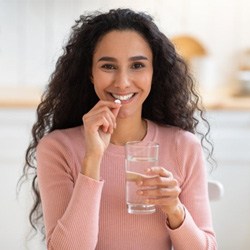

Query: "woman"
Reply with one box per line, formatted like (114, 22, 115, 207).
(23, 8, 217, 249)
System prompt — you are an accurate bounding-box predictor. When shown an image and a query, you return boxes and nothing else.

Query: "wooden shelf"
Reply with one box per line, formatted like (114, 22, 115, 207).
(203, 95, 250, 110)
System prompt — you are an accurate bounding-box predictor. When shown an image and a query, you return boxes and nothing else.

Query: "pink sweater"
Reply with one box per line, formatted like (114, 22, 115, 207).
(37, 120, 217, 250)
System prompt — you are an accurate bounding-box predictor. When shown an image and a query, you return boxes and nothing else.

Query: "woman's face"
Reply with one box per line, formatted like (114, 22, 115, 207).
(91, 30, 153, 119)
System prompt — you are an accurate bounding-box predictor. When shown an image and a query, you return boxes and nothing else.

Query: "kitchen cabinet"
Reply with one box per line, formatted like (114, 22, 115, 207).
(0, 108, 45, 250)
(207, 111, 250, 250)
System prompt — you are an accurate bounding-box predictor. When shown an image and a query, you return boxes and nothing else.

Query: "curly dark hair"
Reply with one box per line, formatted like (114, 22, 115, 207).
(20, 8, 214, 235)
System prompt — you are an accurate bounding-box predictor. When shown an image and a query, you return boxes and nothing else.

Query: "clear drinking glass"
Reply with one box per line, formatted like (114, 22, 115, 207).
(125, 141, 159, 214)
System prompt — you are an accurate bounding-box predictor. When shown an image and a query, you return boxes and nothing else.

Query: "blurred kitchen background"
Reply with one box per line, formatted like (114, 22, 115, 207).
(0, 0, 250, 249)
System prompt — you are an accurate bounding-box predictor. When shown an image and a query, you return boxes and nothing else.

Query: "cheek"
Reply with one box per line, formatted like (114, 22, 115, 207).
(93, 71, 113, 86)
(138, 74, 152, 95)
(92, 81, 104, 100)
(92, 74, 110, 95)
(137, 70, 152, 84)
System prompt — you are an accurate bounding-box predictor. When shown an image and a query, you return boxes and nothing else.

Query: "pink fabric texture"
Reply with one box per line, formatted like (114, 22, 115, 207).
(37, 120, 217, 250)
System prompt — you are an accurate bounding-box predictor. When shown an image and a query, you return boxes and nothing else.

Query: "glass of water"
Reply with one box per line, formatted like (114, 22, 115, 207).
(125, 141, 159, 214)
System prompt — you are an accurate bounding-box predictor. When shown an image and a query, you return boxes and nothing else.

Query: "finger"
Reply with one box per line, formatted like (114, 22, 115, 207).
(84, 105, 116, 121)
(138, 176, 178, 188)
(83, 110, 110, 130)
(100, 116, 111, 133)
(99, 110, 116, 133)
(90, 100, 120, 112)
(146, 167, 173, 178)
(126, 171, 149, 182)
(137, 185, 181, 198)
(87, 101, 121, 128)
(112, 105, 121, 119)
(144, 197, 179, 206)
(84, 106, 117, 133)
(111, 100, 122, 122)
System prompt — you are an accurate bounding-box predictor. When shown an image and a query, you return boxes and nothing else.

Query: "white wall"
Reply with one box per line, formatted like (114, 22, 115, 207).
(1, 0, 250, 88)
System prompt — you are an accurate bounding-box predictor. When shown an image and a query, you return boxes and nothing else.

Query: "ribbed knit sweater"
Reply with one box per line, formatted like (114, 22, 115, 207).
(37, 120, 217, 250)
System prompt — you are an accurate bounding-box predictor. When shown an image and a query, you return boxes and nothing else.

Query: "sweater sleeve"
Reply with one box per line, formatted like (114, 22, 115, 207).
(37, 132, 104, 250)
(166, 130, 217, 250)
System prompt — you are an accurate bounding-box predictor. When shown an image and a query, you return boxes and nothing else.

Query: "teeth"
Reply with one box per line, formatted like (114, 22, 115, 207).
(112, 93, 134, 101)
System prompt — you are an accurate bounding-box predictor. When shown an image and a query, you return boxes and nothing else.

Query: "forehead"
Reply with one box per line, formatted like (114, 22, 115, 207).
(93, 30, 152, 59)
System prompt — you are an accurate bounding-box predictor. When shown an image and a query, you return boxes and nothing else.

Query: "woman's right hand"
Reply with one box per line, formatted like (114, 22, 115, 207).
(81, 100, 121, 179)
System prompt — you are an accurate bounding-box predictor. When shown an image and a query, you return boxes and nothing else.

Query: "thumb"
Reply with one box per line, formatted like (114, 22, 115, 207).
(112, 99, 122, 118)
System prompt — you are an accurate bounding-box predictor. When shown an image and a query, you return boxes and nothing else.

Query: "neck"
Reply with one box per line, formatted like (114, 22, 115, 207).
(110, 117, 147, 145)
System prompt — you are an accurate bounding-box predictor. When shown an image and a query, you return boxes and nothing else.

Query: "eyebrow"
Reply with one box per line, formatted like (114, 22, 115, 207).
(97, 55, 149, 62)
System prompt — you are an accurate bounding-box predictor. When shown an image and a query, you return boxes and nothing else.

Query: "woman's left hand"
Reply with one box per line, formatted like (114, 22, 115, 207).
(137, 167, 185, 229)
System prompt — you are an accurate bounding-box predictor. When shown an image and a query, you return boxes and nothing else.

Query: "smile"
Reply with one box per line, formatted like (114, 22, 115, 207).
(111, 93, 135, 101)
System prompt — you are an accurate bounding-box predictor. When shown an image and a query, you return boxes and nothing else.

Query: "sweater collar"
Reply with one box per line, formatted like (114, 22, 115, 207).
(106, 119, 157, 156)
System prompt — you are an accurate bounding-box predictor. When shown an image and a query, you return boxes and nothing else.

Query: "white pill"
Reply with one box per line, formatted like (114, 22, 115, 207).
(114, 99, 121, 104)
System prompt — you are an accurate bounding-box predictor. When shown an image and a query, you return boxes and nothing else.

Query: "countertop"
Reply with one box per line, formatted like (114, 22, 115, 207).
(0, 86, 250, 110)
(201, 90, 250, 110)
(0, 86, 43, 108)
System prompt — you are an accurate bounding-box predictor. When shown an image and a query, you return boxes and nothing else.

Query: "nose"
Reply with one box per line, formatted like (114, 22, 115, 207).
(113, 69, 131, 89)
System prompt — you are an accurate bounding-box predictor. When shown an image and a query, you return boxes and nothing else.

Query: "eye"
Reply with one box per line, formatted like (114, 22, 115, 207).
(101, 64, 117, 70)
(131, 62, 145, 69)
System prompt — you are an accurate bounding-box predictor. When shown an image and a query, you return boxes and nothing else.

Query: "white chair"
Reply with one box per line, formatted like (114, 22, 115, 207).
(208, 180, 224, 201)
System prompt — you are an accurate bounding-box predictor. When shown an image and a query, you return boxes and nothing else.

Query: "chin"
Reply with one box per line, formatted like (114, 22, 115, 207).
(117, 108, 140, 120)
(117, 112, 129, 119)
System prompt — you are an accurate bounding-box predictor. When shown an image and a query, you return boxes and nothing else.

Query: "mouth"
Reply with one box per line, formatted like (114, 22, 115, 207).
(110, 93, 136, 102)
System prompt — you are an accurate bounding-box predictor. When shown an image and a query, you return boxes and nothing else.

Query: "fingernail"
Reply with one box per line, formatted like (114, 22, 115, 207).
(137, 190, 143, 195)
